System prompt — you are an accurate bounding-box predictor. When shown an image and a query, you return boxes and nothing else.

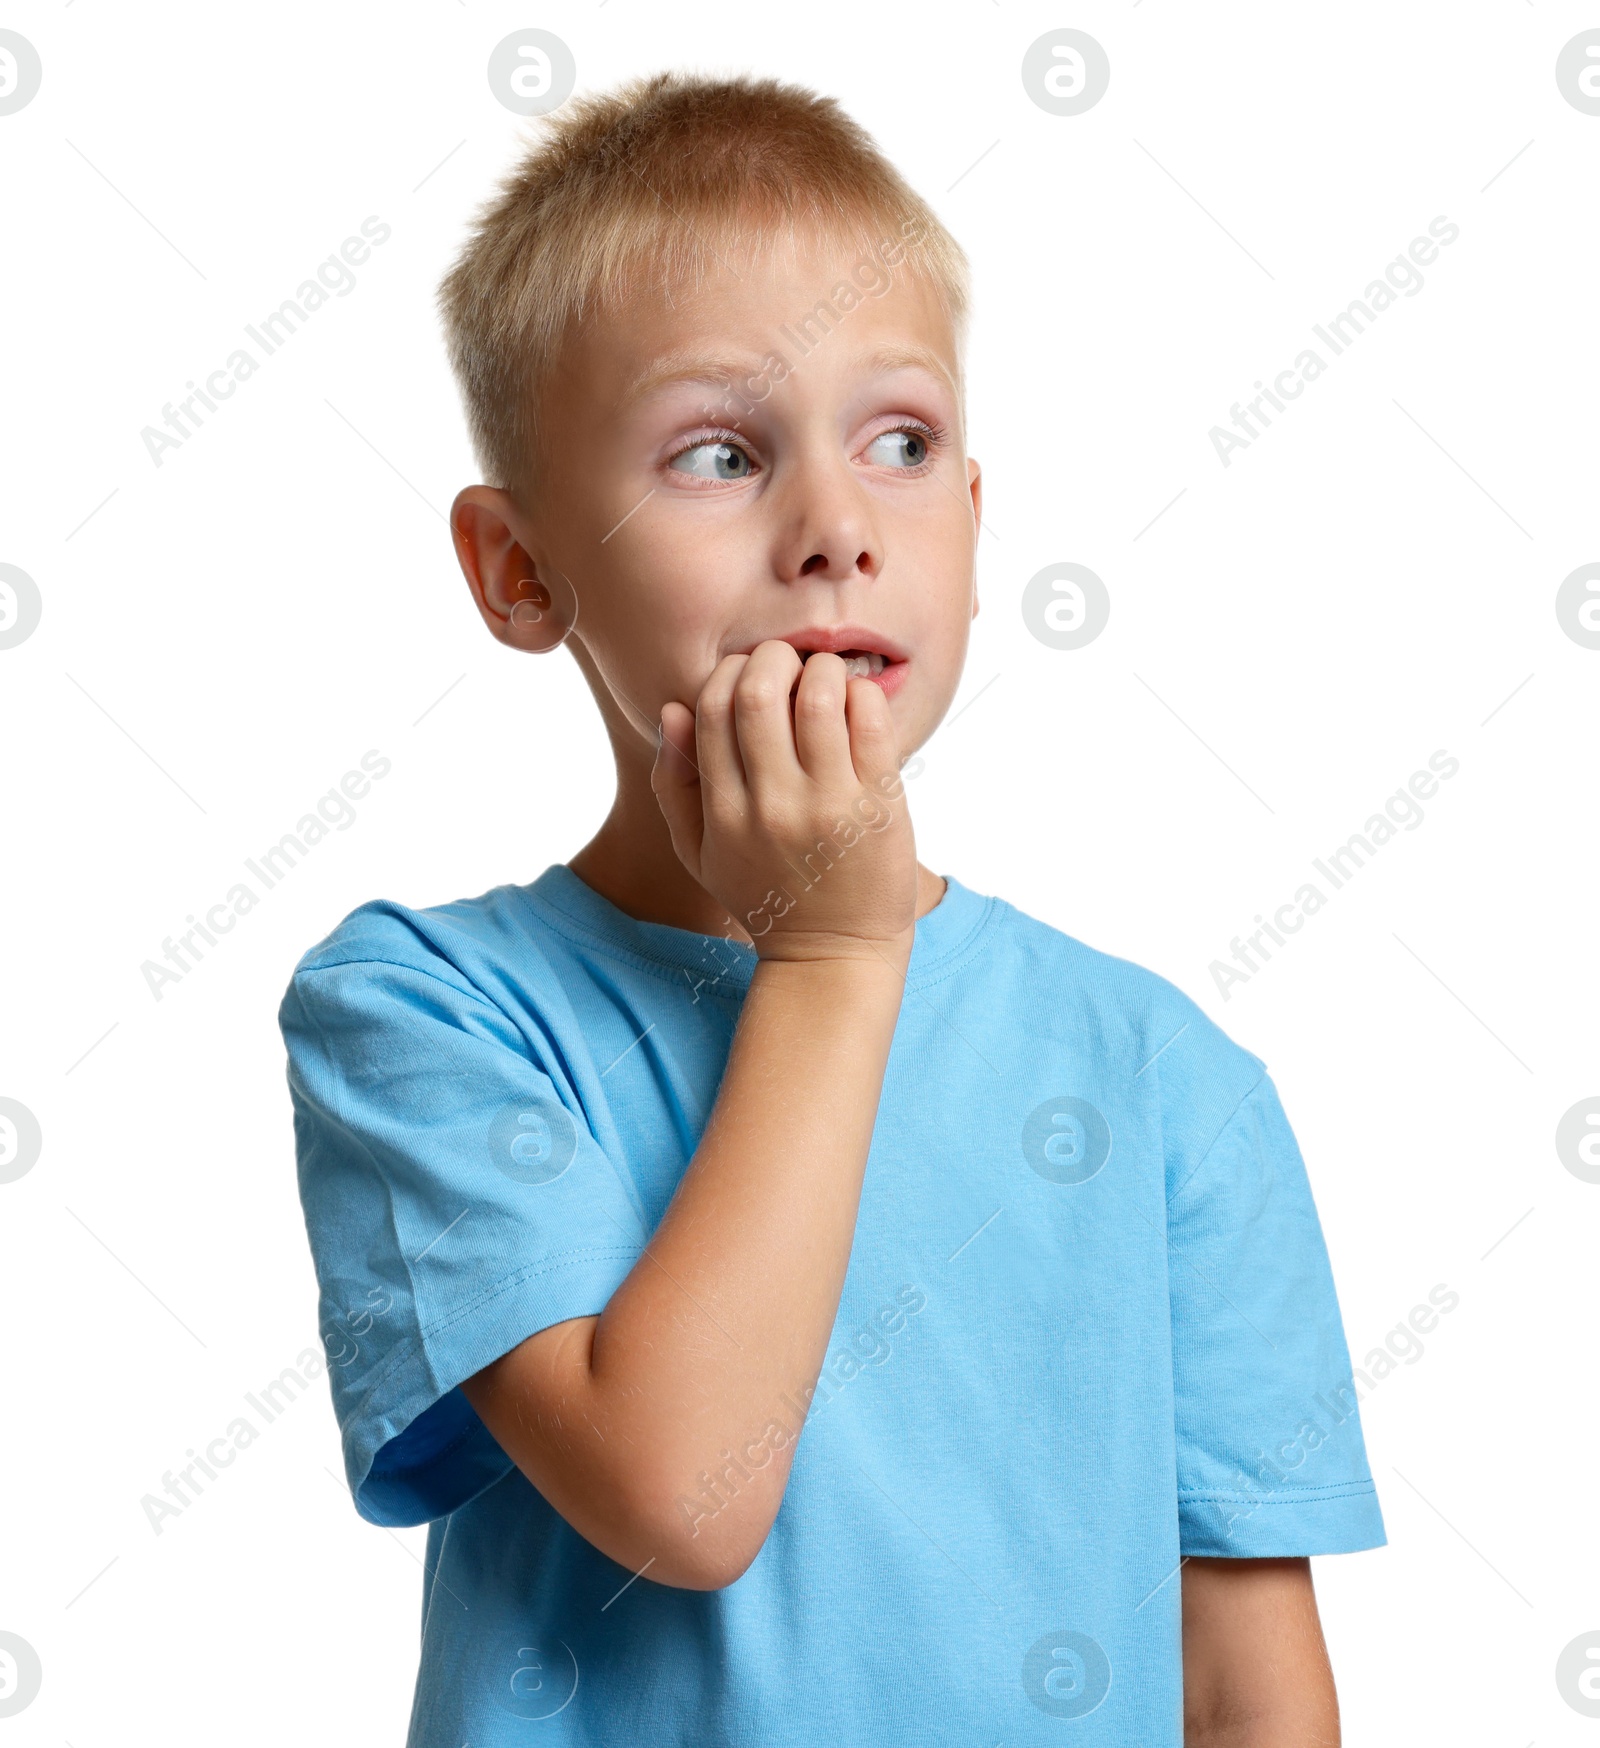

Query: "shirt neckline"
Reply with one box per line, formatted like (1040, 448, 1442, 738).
(519, 862, 994, 996)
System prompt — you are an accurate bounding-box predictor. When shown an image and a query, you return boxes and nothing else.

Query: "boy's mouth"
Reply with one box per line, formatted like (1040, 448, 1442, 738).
(735, 625, 910, 698)
(794, 643, 908, 698)
(804, 648, 885, 679)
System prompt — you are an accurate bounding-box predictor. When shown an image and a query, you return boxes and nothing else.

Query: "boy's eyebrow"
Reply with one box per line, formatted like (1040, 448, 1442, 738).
(622, 342, 959, 406)
(859, 343, 959, 399)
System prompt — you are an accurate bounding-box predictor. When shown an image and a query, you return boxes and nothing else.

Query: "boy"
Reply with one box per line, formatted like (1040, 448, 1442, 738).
(279, 72, 1384, 1746)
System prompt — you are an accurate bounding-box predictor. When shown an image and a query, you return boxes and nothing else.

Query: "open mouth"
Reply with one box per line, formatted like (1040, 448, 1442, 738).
(792, 644, 909, 698)
(731, 627, 910, 699)
(800, 648, 887, 679)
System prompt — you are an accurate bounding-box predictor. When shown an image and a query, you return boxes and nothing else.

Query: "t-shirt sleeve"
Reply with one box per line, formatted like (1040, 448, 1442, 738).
(279, 947, 646, 1528)
(1167, 1070, 1386, 1557)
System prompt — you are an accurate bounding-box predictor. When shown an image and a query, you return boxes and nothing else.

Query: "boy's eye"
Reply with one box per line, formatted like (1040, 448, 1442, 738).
(864, 429, 930, 469)
(666, 426, 935, 480)
(668, 440, 754, 481)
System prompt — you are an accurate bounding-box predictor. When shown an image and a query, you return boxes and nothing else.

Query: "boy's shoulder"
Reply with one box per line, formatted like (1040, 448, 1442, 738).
(288, 881, 535, 977)
(278, 879, 566, 1034)
(981, 883, 1269, 1122)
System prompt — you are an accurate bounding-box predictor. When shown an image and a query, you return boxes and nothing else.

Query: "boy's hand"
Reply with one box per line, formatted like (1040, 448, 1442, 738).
(652, 640, 918, 963)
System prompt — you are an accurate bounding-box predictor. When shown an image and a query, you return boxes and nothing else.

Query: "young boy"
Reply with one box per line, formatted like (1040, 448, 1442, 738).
(279, 72, 1384, 1746)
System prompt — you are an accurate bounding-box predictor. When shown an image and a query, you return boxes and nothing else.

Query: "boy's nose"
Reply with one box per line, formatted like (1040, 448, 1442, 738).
(773, 462, 882, 586)
(796, 544, 873, 582)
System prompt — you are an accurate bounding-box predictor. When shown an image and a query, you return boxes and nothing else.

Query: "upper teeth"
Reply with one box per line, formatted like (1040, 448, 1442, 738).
(792, 647, 889, 676)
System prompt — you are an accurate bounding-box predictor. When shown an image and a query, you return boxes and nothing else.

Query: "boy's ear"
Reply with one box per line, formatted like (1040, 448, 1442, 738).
(451, 485, 576, 653)
(968, 456, 982, 619)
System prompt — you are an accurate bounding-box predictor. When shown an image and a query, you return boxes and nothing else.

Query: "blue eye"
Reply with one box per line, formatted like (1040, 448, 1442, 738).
(669, 440, 754, 481)
(865, 429, 930, 468)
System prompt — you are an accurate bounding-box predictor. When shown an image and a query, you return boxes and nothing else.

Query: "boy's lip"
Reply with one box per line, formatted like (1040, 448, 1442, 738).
(728, 624, 910, 663)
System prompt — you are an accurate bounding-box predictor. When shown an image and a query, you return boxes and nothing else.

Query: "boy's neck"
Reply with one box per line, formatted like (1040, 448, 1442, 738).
(566, 763, 946, 944)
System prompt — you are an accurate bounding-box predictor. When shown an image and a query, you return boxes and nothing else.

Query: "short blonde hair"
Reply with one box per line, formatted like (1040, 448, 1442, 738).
(437, 70, 970, 495)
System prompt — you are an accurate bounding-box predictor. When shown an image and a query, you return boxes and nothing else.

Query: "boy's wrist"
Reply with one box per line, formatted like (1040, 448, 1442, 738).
(752, 928, 914, 981)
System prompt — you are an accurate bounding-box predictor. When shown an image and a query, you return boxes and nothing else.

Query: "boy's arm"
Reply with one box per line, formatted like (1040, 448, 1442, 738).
(461, 642, 917, 1591)
(1181, 1556, 1341, 1746)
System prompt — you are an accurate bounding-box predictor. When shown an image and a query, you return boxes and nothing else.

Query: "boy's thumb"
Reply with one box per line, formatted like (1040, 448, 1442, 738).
(651, 701, 703, 865)
(652, 701, 699, 789)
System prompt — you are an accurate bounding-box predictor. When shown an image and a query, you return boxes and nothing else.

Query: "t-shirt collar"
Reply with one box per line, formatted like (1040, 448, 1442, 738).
(521, 862, 992, 994)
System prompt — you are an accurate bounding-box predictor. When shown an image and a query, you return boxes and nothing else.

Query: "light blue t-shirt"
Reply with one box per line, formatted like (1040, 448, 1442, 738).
(279, 865, 1384, 1747)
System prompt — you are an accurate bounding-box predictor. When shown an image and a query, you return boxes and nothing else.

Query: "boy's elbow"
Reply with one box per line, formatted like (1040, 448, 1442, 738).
(627, 1470, 775, 1592)
(682, 1533, 767, 1591)
(651, 1543, 760, 1592)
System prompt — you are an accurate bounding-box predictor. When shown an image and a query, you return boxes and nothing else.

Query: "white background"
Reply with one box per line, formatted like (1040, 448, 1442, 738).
(2, 2, 1596, 1740)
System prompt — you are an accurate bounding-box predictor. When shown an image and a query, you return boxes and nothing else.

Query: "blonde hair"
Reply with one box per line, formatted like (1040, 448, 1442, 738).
(437, 70, 970, 495)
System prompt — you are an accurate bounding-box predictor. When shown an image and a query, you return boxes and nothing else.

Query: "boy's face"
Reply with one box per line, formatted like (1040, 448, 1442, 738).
(461, 223, 981, 770)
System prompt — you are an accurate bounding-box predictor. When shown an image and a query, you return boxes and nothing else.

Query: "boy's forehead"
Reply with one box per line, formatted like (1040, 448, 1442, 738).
(621, 338, 958, 406)
(576, 248, 961, 409)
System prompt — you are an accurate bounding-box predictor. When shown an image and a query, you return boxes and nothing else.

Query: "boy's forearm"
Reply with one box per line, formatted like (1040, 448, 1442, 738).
(1186, 1705, 1338, 1748)
(568, 946, 908, 1581)
(603, 949, 907, 1554)
(1182, 1556, 1340, 1747)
